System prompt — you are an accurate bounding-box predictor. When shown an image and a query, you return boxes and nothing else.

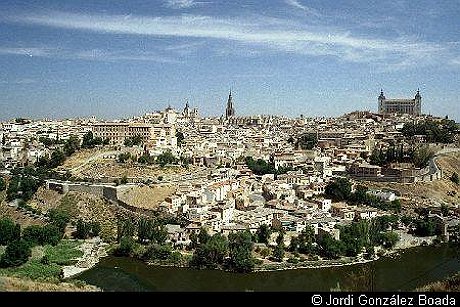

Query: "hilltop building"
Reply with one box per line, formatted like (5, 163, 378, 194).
(378, 90, 422, 116)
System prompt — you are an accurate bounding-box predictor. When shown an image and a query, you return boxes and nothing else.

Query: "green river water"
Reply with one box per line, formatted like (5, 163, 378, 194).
(76, 245, 460, 291)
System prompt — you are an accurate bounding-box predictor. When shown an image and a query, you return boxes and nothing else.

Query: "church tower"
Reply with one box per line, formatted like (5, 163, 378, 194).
(414, 89, 422, 116)
(225, 89, 235, 119)
(378, 89, 386, 114)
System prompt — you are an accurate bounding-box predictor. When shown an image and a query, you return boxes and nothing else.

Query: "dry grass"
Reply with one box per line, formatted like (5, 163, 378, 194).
(367, 151, 460, 209)
(416, 272, 460, 292)
(0, 204, 45, 228)
(0, 276, 100, 292)
(77, 160, 194, 180)
(118, 185, 176, 209)
(57, 192, 118, 241)
(29, 187, 64, 212)
(60, 148, 102, 169)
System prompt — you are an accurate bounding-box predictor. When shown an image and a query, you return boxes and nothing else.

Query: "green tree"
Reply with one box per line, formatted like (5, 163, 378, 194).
(255, 224, 271, 244)
(228, 230, 255, 272)
(0, 240, 32, 267)
(63, 135, 80, 156)
(48, 209, 70, 234)
(411, 146, 434, 168)
(297, 225, 316, 255)
(318, 233, 344, 259)
(117, 218, 136, 242)
(41, 224, 62, 245)
(137, 218, 153, 244)
(151, 224, 168, 244)
(198, 227, 210, 245)
(272, 232, 285, 262)
(39, 136, 56, 147)
(117, 152, 131, 163)
(339, 221, 369, 257)
(379, 231, 399, 249)
(295, 133, 318, 150)
(156, 151, 178, 167)
(450, 172, 459, 185)
(0, 218, 21, 245)
(82, 131, 95, 148)
(351, 185, 368, 204)
(0, 177, 6, 191)
(414, 218, 438, 237)
(176, 131, 185, 146)
(138, 154, 155, 165)
(90, 222, 101, 237)
(22, 225, 44, 246)
(144, 244, 172, 261)
(114, 236, 135, 256)
(76, 219, 90, 239)
(190, 233, 229, 269)
(244, 156, 276, 175)
(49, 150, 66, 168)
(325, 177, 352, 201)
(441, 204, 449, 217)
(124, 135, 143, 147)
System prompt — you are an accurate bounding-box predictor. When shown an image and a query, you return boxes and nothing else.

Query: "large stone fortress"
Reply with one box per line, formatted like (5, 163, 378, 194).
(378, 90, 422, 116)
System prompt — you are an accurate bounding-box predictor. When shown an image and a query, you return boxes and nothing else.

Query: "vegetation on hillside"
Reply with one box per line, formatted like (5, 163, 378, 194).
(401, 119, 458, 144)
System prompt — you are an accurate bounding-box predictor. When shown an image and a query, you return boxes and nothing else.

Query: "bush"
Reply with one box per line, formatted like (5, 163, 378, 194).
(23, 224, 62, 246)
(0, 218, 21, 245)
(287, 257, 299, 264)
(114, 237, 135, 256)
(254, 258, 263, 265)
(0, 240, 32, 267)
(48, 209, 70, 233)
(143, 244, 172, 261)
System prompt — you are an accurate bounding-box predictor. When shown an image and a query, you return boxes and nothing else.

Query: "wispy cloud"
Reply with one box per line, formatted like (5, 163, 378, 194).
(284, 0, 321, 17)
(0, 47, 56, 57)
(164, 0, 202, 9)
(0, 46, 179, 63)
(0, 78, 37, 85)
(73, 49, 179, 63)
(4, 10, 457, 68)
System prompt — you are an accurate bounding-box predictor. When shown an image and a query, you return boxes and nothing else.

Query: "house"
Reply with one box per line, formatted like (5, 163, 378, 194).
(354, 207, 378, 220)
(165, 224, 191, 247)
(331, 203, 356, 220)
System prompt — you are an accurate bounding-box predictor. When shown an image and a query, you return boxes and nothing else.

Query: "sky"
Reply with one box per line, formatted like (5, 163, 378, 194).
(0, 0, 459, 121)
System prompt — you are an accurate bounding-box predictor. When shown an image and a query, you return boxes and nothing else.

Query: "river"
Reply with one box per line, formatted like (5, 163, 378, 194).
(75, 245, 460, 291)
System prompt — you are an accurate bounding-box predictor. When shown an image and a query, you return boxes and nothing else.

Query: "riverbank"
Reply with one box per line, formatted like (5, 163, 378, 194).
(135, 230, 437, 273)
(254, 230, 436, 271)
(62, 237, 109, 279)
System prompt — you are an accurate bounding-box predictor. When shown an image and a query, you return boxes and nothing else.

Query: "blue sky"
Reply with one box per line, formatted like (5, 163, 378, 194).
(0, 0, 459, 121)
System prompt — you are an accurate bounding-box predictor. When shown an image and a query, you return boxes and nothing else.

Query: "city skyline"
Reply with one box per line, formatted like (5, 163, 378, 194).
(0, 1, 459, 121)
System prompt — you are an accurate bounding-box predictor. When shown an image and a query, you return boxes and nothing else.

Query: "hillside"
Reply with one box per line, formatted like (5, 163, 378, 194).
(367, 151, 460, 209)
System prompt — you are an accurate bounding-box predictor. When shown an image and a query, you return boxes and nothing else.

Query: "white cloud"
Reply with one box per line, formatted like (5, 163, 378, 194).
(4, 11, 456, 68)
(165, 0, 197, 9)
(0, 47, 56, 57)
(285, 0, 321, 16)
(0, 46, 179, 63)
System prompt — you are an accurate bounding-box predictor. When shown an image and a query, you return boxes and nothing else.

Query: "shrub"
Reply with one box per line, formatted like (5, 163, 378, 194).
(0, 240, 32, 267)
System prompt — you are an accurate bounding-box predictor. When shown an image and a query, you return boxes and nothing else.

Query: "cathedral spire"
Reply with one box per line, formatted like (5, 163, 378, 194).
(225, 89, 235, 119)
